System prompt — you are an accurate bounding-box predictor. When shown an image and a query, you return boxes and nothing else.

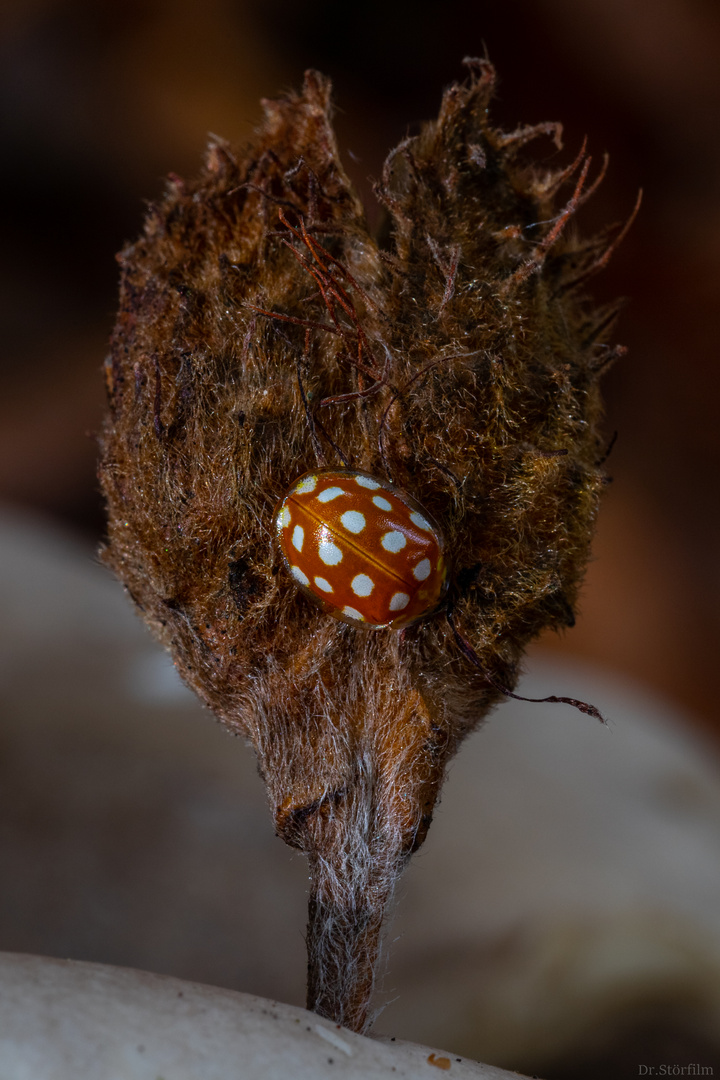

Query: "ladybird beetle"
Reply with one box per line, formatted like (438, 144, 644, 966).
(274, 469, 449, 628)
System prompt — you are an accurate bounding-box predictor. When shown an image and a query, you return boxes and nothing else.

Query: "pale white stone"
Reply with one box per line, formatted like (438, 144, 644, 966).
(314, 1023, 354, 1056)
(0, 954, 522, 1079)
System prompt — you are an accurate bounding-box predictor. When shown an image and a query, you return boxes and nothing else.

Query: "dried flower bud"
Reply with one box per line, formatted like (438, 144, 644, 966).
(99, 61, 634, 1031)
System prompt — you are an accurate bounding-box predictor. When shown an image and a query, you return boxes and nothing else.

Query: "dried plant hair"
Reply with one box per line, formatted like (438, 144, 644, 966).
(99, 60, 636, 1031)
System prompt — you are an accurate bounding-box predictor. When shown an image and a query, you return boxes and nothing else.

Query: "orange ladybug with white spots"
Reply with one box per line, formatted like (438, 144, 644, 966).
(274, 469, 449, 628)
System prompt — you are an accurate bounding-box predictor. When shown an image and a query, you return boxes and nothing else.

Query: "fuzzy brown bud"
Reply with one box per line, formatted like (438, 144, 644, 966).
(99, 61, 634, 1031)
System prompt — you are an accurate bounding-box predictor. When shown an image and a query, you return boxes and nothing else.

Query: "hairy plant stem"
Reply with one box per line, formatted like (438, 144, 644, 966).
(306, 876, 392, 1031)
(294, 744, 432, 1031)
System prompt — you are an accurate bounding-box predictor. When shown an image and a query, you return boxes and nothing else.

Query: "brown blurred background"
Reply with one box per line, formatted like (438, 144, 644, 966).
(1, 0, 719, 728)
(1, 2, 720, 1077)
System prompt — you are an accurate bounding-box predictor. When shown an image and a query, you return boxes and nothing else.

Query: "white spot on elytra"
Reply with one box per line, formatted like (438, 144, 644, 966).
(351, 574, 374, 597)
(278, 505, 291, 528)
(410, 511, 431, 531)
(341, 510, 366, 534)
(292, 525, 304, 552)
(381, 530, 406, 553)
(314, 576, 333, 593)
(318, 540, 343, 565)
(291, 565, 309, 586)
(389, 592, 410, 611)
(355, 476, 380, 490)
(296, 475, 317, 494)
(372, 495, 392, 511)
(413, 558, 431, 581)
(342, 606, 365, 622)
(317, 486, 345, 503)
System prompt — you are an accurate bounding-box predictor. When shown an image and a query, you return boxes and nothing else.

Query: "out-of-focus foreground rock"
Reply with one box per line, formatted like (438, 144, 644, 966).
(0, 954, 521, 1080)
(1, 510, 719, 1078)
